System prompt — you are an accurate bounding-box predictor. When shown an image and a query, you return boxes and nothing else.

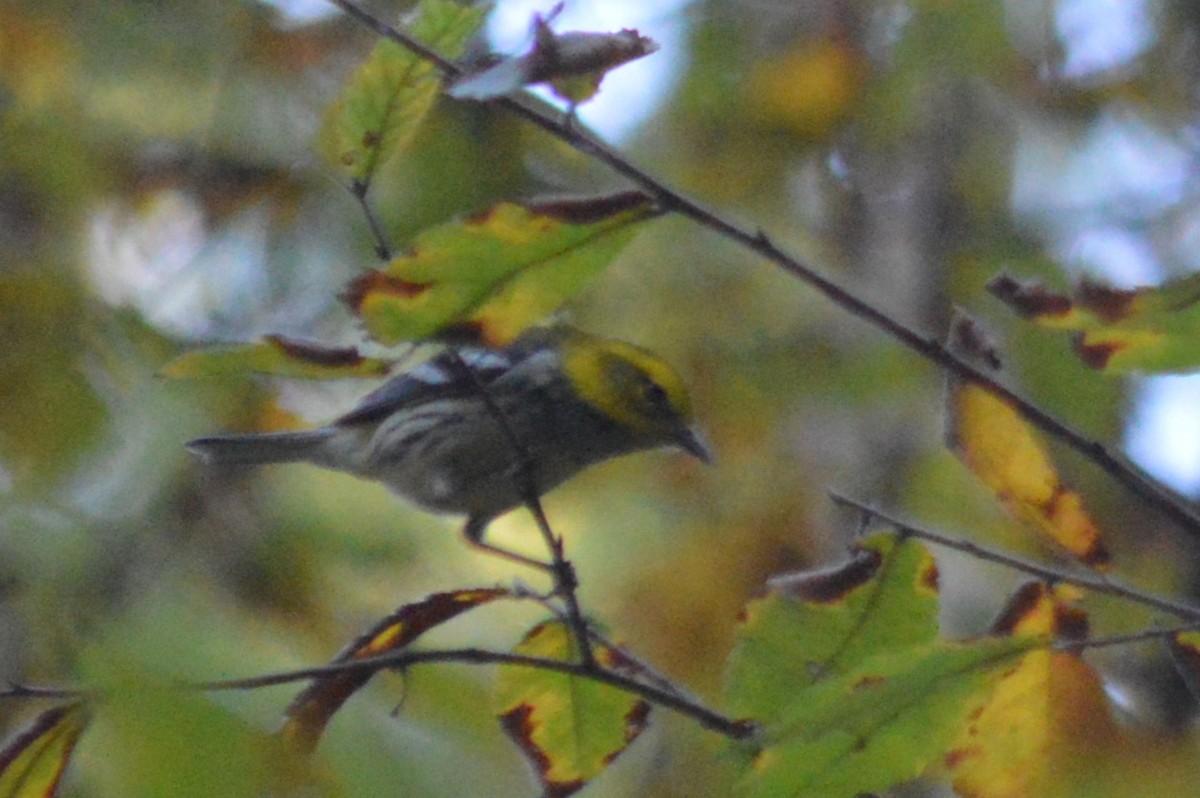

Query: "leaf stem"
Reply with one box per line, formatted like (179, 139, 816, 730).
(322, 0, 1200, 541)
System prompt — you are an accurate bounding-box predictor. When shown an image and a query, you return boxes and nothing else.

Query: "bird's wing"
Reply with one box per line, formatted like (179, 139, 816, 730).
(334, 346, 518, 426)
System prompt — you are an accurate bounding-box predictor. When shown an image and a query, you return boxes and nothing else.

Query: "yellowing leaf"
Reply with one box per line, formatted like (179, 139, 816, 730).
(282, 588, 508, 755)
(495, 621, 650, 798)
(344, 191, 658, 345)
(159, 335, 393, 380)
(946, 583, 1118, 798)
(946, 316, 1111, 568)
(728, 534, 1033, 798)
(0, 704, 89, 798)
(320, 0, 485, 186)
(990, 271, 1200, 373)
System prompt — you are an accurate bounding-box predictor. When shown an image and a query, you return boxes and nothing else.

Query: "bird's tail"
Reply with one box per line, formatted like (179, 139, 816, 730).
(186, 429, 335, 467)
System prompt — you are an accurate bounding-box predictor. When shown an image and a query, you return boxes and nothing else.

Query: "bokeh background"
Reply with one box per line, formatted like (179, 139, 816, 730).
(5, 0, 1200, 794)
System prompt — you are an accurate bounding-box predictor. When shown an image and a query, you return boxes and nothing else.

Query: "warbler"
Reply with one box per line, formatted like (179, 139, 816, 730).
(187, 327, 710, 567)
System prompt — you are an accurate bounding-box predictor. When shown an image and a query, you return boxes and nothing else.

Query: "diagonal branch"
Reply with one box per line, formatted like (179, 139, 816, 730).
(830, 492, 1200, 623)
(323, 0, 1200, 541)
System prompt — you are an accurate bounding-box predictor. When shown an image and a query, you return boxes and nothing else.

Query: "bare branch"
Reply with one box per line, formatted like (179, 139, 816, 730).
(830, 492, 1200, 623)
(194, 646, 753, 740)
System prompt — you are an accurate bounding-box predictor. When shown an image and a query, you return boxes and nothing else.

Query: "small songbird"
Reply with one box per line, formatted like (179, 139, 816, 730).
(187, 326, 710, 568)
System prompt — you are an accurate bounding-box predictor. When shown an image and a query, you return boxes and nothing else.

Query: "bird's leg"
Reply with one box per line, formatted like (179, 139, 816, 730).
(463, 515, 553, 572)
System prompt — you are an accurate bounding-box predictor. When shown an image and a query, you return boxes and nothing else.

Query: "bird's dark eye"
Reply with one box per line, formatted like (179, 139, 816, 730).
(642, 379, 668, 407)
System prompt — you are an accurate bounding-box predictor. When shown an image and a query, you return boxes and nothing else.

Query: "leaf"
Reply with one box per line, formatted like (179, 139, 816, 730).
(159, 335, 393, 380)
(946, 583, 1118, 798)
(989, 271, 1200, 373)
(320, 0, 486, 186)
(281, 588, 509, 755)
(727, 533, 1036, 798)
(728, 533, 940, 724)
(0, 704, 90, 798)
(495, 621, 650, 798)
(945, 315, 1112, 568)
(343, 191, 659, 345)
(449, 12, 658, 105)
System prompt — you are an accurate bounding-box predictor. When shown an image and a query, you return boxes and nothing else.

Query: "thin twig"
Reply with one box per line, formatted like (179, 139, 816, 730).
(323, 0, 1200, 541)
(830, 492, 1200, 622)
(194, 646, 752, 739)
(442, 350, 597, 668)
(1057, 624, 1200, 653)
(345, 174, 594, 666)
(0, 683, 87, 701)
(350, 180, 393, 260)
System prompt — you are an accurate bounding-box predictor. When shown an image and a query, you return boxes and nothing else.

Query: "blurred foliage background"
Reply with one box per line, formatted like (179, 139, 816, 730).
(5, 0, 1200, 794)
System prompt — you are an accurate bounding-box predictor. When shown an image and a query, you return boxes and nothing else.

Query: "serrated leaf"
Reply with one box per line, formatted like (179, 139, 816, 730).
(945, 316, 1112, 568)
(160, 335, 393, 380)
(727, 533, 1037, 798)
(0, 704, 89, 798)
(281, 588, 508, 755)
(343, 191, 658, 345)
(495, 621, 650, 798)
(320, 0, 485, 186)
(947, 583, 1116, 798)
(990, 271, 1200, 373)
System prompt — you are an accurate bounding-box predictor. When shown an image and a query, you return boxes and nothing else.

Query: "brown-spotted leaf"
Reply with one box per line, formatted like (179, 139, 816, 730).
(281, 587, 508, 755)
(728, 534, 1035, 798)
(320, 0, 485, 186)
(449, 12, 657, 106)
(0, 704, 89, 798)
(344, 191, 658, 346)
(989, 271, 1200, 373)
(945, 316, 1111, 568)
(946, 583, 1120, 798)
(496, 620, 650, 798)
(160, 335, 393, 380)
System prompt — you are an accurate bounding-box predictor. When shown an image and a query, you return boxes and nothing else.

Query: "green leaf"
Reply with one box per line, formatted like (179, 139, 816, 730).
(0, 704, 90, 798)
(320, 0, 486, 187)
(159, 335, 393, 380)
(990, 271, 1200, 373)
(727, 533, 940, 724)
(495, 621, 650, 798)
(344, 191, 659, 345)
(726, 533, 1037, 798)
(743, 637, 1031, 798)
(281, 588, 509, 756)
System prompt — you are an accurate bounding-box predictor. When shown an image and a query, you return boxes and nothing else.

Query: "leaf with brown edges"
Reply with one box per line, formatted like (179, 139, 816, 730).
(495, 621, 650, 798)
(946, 584, 1122, 798)
(0, 704, 90, 798)
(343, 191, 658, 346)
(945, 316, 1112, 569)
(281, 588, 509, 756)
(990, 271, 1200, 373)
(160, 335, 393, 380)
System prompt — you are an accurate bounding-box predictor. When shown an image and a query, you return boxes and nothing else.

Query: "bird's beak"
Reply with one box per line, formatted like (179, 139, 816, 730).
(677, 427, 714, 464)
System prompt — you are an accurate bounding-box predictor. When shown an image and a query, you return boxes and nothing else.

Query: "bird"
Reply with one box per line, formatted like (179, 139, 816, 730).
(186, 326, 710, 568)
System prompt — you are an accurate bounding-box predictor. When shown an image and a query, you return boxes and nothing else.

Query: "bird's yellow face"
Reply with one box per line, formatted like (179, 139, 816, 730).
(561, 332, 709, 460)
